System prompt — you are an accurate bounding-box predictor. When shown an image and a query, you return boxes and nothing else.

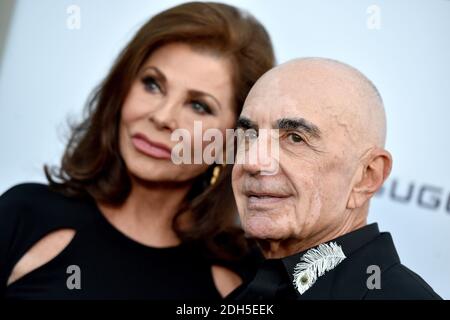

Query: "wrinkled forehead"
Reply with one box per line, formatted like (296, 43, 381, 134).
(241, 70, 348, 132)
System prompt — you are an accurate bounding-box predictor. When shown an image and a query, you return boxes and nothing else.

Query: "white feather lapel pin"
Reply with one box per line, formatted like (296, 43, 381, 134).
(293, 242, 346, 295)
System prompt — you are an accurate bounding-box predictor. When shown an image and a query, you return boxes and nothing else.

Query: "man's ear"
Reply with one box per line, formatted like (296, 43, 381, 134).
(347, 148, 392, 209)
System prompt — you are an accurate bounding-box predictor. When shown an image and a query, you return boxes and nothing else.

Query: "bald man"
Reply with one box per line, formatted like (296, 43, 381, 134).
(230, 58, 441, 300)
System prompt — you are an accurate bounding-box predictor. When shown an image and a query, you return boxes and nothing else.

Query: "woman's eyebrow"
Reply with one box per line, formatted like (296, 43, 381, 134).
(189, 89, 222, 110)
(141, 66, 222, 110)
(141, 66, 167, 84)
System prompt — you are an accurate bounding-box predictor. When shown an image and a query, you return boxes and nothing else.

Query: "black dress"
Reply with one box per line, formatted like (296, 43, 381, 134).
(0, 183, 257, 300)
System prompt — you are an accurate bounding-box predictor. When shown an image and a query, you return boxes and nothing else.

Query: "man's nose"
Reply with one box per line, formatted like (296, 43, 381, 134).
(240, 131, 280, 176)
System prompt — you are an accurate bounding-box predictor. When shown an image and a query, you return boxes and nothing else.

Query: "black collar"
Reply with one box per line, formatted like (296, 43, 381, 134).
(232, 223, 401, 300)
(281, 223, 381, 285)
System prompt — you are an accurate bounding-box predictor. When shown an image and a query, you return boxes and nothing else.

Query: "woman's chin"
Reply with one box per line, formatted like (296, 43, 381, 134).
(128, 170, 189, 185)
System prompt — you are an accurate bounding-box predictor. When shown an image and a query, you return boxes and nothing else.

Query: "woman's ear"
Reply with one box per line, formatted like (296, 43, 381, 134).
(347, 148, 392, 209)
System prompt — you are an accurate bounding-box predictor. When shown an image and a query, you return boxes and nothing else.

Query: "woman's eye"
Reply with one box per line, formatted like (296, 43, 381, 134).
(287, 132, 304, 144)
(142, 76, 161, 93)
(191, 101, 212, 115)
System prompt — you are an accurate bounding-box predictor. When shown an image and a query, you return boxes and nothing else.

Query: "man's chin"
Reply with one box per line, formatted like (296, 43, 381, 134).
(243, 215, 283, 240)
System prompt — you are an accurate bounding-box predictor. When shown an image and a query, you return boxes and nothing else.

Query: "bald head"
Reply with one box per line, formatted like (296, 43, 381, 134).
(246, 57, 387, 152)
(232, 57, 392, 256)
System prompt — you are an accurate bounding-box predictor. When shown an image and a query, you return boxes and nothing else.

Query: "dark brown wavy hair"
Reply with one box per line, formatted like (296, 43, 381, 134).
(45, 2, 275, 261)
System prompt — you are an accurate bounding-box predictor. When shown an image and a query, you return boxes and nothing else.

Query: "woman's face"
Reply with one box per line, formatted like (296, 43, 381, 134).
(120, 42, 236, 183)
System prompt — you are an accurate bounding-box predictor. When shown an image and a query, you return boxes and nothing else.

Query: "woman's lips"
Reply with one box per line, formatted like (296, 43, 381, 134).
(131, 133, 172, 160)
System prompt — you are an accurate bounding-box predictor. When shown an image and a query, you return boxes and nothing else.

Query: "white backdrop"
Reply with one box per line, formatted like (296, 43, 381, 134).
(1, 0, 449, 298)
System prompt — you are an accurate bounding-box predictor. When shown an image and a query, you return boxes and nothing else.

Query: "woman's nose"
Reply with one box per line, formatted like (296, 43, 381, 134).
(148, 98, 179, 131)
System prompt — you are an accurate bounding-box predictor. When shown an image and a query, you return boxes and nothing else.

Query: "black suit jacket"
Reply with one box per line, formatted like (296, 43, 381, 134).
(231, 224, 441, 300)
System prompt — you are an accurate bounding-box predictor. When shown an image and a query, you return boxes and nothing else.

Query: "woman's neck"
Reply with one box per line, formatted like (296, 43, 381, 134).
(97, 177, 192, 248)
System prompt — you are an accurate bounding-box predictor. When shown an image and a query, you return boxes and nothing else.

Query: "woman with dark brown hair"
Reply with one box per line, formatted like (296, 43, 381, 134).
(0, 2, 275, 299)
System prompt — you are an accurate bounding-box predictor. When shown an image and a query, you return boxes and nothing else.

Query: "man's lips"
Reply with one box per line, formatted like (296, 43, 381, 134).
(131, 133, 172, 160)
(245, 191, 291, 206)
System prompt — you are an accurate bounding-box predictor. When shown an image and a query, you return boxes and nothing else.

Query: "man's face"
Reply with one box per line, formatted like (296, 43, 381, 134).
(232, 70, 361, 242)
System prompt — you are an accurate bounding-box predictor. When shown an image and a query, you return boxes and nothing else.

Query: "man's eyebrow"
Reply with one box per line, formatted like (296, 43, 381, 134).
(275, 117, 321, 138)
(236, 117, 258, 131)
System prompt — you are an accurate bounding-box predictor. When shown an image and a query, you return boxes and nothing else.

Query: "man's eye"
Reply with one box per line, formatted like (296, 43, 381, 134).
(244, 129, 258, 140)
(142, 76, 161, 93)
(287, 132, 304, 143)
(191, 101, 212, 115)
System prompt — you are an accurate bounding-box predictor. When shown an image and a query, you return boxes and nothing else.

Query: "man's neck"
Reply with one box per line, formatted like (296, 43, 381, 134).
(258, 216, 367, 259)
